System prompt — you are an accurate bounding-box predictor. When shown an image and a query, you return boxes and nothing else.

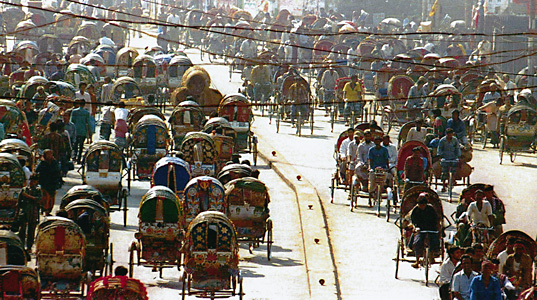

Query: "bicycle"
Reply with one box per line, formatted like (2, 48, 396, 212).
(419, 230, 439, 287)
(470, 224, 495, 246)
(440, 158, 459, 202)
(368, 168, 387, 218)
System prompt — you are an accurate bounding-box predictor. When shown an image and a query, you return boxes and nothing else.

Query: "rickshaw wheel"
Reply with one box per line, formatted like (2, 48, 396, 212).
(330, 177, 335, 204)
(128, 242, 135, 277)
(181, 273, 187, 300)
(252, 136, 258, 166)
(349, 182, 355, 212)
(310, 108, 314, 135)
(122, 189, 128, 227)
(276, 111, 280, 133)
(510, 152, 516, 163)
(386, 188, 391, 222)
(297, 114, 302, 136)
(394, 239, 401, 279)
(232, 275, 237, 295)
(107, 243, 114, 276)
(499, 137, 505, 164)
(425, 247, 430, 286)
(266, 219, 273, 261)
(238, 276, 244, 300)
(376, 185, 381, 218)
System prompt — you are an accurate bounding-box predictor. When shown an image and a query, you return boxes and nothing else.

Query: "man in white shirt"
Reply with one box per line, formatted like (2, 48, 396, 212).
(497, 236, 516, 274)
(320, 66, 339, 109)
(354, 130, 374, 191)
(466, 189, 493, 227)
(167, 10, 181, 50)
(382, 135, 397, 172)
(452, 255, 478, 300)
(101, 76, 114, 103)
(75, 82, 91, 111)
(406, 118, 427, 143)
(338, 128, 355, 180)
(502, 74, 517, 96)
(438, 246, 462, 300)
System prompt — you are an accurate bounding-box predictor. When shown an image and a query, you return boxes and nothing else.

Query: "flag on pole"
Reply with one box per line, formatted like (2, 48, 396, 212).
(429, 0, 440, 17)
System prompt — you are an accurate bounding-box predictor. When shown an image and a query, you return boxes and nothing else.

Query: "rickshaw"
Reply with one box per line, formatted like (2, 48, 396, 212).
(425, 84, 464, 119)
(64, 63, 97, 90)
(110, 76, 142, 104)
(46, 81, 77, 100)
(80, 53, 106, 77)
(76, 21, 100, 43)
(183, 176, 226, 223)
(275, 74, 313, 136)
(0, 230, 28, 265)
(13, 41, 39, 65)
(102, 22, 128, 49)
(36, 217, 87, 298)
(167, 56, 193, 90)
(132, 55, 163, 95)
(218, 93, 258, 164)
(396, 121, 433, 147)
(54, 10, 77, 41)
(126, 107, 166, 132)
(395, 141, 432, 195)
(150, 156, 191, 195)
(217, 163, 253, 185)
(67, 36, 92, 57)
(499, 105, 537, 164)
(64, 199, 113, 276)
(169, 101, 205, 149)
(0, 138, 34, 170)
(115, 48, 139, 78)
(334, 77, 366, 130)
(180, 132, 218, 177)
(330, 129, 355, 203)
(203, 117, 236, 170)
(225, 177, 272, 259)
(81, 141, 129, 226)
(60, 185, 107, 210)
(313, 39, 335, 63)
(130, 115, 170, 180)
(181, 211, 243, 300)
(18, 76, 48, 100)
(0, 100, 31, 142)
(93, 45, 117, 76)
(87, 275, 148, 300)
(36, 34, 63, 55)
(0, 265, 40, 299)
(2, 7, 25, 34)
(380, 75, 416, 133)
(129, 186, 184, 277)
(14, 21, 38, 43)
(0, 153, 25, 228)
(394, 186, 449, 286)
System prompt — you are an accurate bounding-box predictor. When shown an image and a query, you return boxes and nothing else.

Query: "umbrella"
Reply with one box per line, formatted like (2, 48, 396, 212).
(380, 18, 401, 27)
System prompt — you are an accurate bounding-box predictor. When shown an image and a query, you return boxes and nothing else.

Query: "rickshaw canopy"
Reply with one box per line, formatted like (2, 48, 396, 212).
(152, 156, 191, 192)
(139, 186, 183, 223)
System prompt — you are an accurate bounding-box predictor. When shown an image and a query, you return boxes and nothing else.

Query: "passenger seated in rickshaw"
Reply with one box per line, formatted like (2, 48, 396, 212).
(368, 136, 393, 194)
(410, 193, 440, 268)
(382, 135, 397, 177)
(403, 147, 426, 191)
(504, 242, 533, 291)
(353, 130, 374, 191)
(339, 127, 355, 182)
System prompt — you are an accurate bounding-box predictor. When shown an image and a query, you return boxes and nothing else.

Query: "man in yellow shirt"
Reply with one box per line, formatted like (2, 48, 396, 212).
(343, 74, 363, 125)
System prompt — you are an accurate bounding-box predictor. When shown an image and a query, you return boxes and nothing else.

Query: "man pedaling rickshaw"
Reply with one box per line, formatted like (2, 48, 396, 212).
(410, 192, 441, 269)
(319, 64, 339, 111)
(368, 135, 393, 196)
(437, 128, 461, 192)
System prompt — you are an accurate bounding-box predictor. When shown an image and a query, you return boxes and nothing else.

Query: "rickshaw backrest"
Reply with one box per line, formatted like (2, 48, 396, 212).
(1, 270, 22, 296)
(139, 186, 182, 224)
(152, 157, 191, 192)
(184, 176, 226, 222)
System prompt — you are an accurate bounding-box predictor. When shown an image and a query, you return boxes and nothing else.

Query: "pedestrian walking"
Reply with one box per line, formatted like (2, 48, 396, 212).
(70, 99, 91, 163)
(17, 174, 42, 250)
(35, 149, 61, 215)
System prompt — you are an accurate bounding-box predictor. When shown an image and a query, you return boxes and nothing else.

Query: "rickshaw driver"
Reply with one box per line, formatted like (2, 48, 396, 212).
(368, 136, 392, 194)
(353, 130, 374, 192)
(410, 193, 440, 269)
(339, 127, 355, 180)
(447, 110, 468, 145)
(343, 74, 364, 126)
(437, 128, 461, 192)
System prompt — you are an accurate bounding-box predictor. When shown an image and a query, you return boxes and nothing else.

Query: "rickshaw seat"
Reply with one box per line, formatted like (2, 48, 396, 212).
(1, 270, 22, 297)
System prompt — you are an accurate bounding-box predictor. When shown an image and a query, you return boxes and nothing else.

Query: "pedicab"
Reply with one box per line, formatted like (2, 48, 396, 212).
(130, 115, 170, 180)
(14, 21, 38, 43)
(54, 10, 77, 41)
(64, 63, 97, 90)
(2, 7, 25, 34)
(396, 121, 434, 147)
(110, 76, 142, 105)
(225, 177, 272, 259)
(67, 36, 92, 57)
(499, 105, 537, 164)
(180, 132, 217, 177)
(36, 35, 63, 55)
(115, 48, 139, 78)
(203, 118, 236, 171)
(424, 84, 464, 119)
(13, 41, 40, 65)
(93, 45, 117, 76)
(395, 141, 432, 196)
(80, 53, 106, 77)
(80, 141, 129, 226)
(169, 100, 205, 149)
(129, 186, 184, 278)
(0, 138, 34, 170)
(0, 265, 40, 299)
(87, 275, 148, 300)
(150, 156, 191, 195)
(60, 185, 107, 210)
(0, 153, 25, 228)
(394, 186, 449, 286)
(0, 230, 28, 265)
(19, 76, 48, 100)
(217, 164, 253, 185)
(76, 21, 100, 43)
(132, 55, 164, 95)
(126, 106, 166, 133)
(312, 39, 335, 63)
(167, 56, 193, 90)
(380, 75, 416, 133)
(218, 93, 258, 164)
(275, 74, 313, 136)
(334, 77, 366, 130)
(181, 211, 243, 300)
(183, 176, 226, 224)
(0, 100, 31, 142)
(102, 22, 128, 49)
(329, 129, 355, 203)
(64, 199, 113, 277)
(35, 217, 87, 298)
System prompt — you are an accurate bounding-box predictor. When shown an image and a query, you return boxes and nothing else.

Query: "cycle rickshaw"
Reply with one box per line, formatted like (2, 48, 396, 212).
(150, 156, 191, 196)
(110, 76, 142, 104)
(218, 93, 258, 164)
(499, 105, 537, 164)
(395, 141, 432, 195)
(64, 63, 96, 90)
(181, 211, 243, 300)
(0, 265, 40, 299)
(126, 107, 166, 133)
(81, 141, 129, 226)
(334, 77, 366, 130)
(115, 48, 139, 78)
(87, 275, 148, 300)
(129, 186, 184, 278)
(76, 21, 99, 43)
(67, 36, 92, 57)
(167, 56, 193, 90)
(132, 55, 164, 95)
(0, 138, 34, 170)
(275, 74, 313, 136)
(0, 153, 25, 228)
(60, 185, 107, 210)
(0, 230, 28, 265)
(180, 132, 217, 177)
(394, 186, 449, 286)
(330, 129, 356, 202)
(102, 21, 128, 49)
(64, 199, 113, 277)
(130, 115, 170, 180)
(183, 176, 226, 224)
(169, 101, 205, 149)
(18, 76, 48, 100)
(225, 177, 272, 259)
(36, 217, 87, 298)
(203, 118, 236, 171)
(217, 163, 253, 185)
(380, 75, 416, 133)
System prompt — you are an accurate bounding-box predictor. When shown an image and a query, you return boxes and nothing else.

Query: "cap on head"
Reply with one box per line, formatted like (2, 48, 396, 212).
(412, 146, 422, 152)
(446, 128, 454, 134)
